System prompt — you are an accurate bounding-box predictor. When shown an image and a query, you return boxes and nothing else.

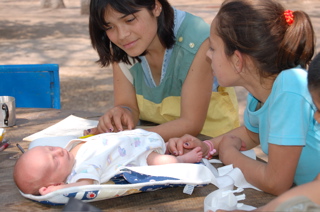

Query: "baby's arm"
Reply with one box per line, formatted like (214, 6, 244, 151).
(39, 179, 94, 195)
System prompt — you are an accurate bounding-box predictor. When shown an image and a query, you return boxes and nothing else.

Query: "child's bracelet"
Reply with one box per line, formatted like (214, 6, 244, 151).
(203, 140, 216, 159)
(120, 106, 132, 113)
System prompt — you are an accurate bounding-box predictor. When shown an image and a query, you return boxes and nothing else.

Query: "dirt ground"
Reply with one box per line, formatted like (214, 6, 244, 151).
(1, 0, 320, 160)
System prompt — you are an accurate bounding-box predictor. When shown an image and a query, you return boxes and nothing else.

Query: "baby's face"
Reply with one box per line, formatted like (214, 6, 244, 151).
(310, 90, 320, 123)
(29, 146, 75, 183)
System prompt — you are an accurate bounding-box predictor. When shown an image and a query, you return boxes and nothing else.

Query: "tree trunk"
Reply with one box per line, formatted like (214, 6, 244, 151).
(40, 0, 66, 9)
(80, 0, 90, 15)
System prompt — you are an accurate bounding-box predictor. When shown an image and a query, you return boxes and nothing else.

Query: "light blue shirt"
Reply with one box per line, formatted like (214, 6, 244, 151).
(244, 67, 320, 185)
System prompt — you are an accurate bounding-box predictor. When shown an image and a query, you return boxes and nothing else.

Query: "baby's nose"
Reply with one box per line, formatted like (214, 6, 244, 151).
(54, 147, 64, 156)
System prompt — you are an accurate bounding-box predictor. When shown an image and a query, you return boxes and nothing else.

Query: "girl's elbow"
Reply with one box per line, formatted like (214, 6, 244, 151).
(179, 117, 205, 136)
(265, 181, 293, 196)
(277, 182, 294, 195)
(189, 123, 203, 136)
(180, 125, 201, 137)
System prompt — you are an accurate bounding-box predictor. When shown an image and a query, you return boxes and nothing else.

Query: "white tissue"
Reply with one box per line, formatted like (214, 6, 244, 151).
(202, 150, 260, 212)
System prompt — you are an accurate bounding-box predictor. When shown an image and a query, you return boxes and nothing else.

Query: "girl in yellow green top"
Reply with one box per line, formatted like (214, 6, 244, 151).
(86, 0, 239, 141)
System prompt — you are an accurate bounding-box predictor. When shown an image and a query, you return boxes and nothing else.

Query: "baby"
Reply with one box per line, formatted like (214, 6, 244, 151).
(13, 129, 202, 196)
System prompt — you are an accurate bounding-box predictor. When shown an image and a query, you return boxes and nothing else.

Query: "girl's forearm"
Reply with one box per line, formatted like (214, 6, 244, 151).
(257, 176, 320, 211)
(147, 118, 203, 142)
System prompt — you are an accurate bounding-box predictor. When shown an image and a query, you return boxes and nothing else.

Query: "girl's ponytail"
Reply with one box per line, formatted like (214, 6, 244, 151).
(277, 10, 315, 70)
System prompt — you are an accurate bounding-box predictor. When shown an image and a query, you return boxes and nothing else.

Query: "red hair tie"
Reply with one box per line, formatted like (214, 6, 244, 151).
(284, 10, 294, 25)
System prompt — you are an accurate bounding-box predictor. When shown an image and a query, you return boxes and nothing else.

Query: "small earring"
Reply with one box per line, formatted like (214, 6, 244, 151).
(160, 7, 162, 10)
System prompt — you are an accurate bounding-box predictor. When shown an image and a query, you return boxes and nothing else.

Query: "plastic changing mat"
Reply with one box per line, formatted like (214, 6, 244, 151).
(21, 133, 218, 205)
(21, 134, 259, 205)
(20, 163, 216, 205)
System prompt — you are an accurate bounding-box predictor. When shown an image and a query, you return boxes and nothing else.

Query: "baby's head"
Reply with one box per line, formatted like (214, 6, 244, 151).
(13, 146, 75, 195)
(308, 53, 320, 123)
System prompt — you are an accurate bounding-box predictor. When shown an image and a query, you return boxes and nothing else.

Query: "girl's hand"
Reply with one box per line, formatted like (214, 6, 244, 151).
(84, 106, 136, 135)
(166, 134, 207, 156)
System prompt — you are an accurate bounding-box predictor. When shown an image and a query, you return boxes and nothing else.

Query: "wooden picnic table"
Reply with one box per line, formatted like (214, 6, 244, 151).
(0, 108, 275, 211)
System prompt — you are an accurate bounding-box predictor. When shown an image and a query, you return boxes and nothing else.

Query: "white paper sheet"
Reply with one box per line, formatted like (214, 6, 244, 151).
(23, 115, 98, 142)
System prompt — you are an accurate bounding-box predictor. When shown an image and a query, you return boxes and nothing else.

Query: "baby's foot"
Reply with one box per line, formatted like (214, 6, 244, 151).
(177, 147, 203, 163)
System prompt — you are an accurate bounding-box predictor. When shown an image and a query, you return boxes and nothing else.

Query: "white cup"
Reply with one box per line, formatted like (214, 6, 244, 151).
(0, 96, 16, 127)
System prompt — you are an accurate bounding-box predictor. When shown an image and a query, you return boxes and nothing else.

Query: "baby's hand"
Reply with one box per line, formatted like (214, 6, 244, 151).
(39, 183, 66, 195)
(39, 179, 94, 196)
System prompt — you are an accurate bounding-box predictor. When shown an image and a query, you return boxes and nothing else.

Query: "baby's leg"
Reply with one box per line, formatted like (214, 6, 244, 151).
(147, 147, 202, 165)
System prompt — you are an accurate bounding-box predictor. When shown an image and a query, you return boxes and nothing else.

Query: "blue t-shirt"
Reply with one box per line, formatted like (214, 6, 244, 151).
(244, 67, 320, 185)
